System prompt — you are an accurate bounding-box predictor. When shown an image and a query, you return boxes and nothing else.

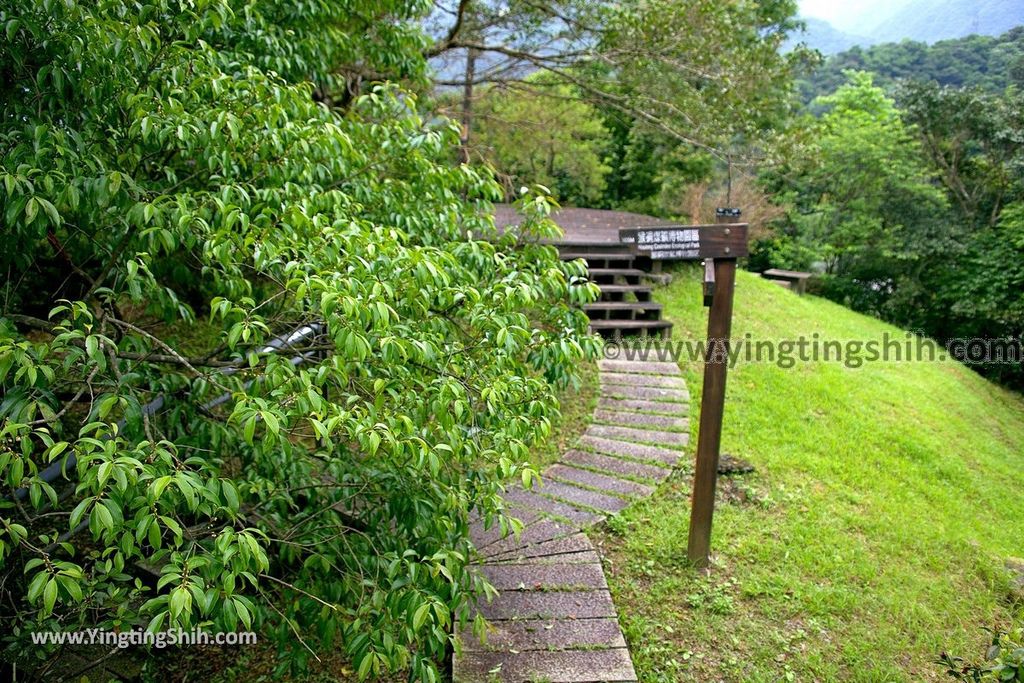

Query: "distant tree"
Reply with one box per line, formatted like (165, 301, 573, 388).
(896, 82, 1024, 380)
(897, 81, 1024, 228)
(773, 72, 949, 276)
(943, 202, 1024, 341)
(769, 71, 1024, 387)
(596, 118, 716, 217)
(426, 0, 807, 158)
(470, 74, 612, 205)
(798, 27, 1024, 104)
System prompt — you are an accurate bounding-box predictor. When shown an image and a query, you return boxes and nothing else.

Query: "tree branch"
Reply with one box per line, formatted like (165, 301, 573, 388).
(425, 0, 473, 58)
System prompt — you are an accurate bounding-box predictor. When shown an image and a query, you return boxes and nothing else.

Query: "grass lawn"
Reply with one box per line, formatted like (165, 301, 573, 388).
(594, 265, 1024, 682)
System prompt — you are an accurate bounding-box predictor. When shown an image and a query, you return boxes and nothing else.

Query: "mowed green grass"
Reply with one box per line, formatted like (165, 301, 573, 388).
(595, 265, 1024, 682)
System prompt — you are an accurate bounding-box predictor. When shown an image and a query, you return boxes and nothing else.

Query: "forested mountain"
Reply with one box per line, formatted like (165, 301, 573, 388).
(787, 0, 1024, 58)
(798, 27, 1024, 102)
(784, 17, 877, 55)
(803, 0, 1024, 45)
(857, 0, 1024, 44)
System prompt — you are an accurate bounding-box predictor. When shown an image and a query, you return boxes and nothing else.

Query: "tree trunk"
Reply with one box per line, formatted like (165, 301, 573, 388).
(459, 47, 477, 165)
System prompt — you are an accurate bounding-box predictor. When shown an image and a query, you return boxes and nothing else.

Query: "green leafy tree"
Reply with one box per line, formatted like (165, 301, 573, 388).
(471, 75, 612, 205)
(765, 72, 950, 315)
(926, 203, 1024, 384)
(768, 71, 1024, 387)
(427, 0, 807, 156)
(0, 0, 598, 679)
(798, 27, 1024, 104)
(597, 118, 715, 217)
(898, 81, 1024, 229)
(894, 82, 1024, 382)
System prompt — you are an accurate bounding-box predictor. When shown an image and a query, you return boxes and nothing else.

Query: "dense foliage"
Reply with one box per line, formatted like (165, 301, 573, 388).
(470, 75, 612, 205)
(429, 0, 805, 215)
(760, 71, 1024, 386)
(799, 27, 1024, 104)
(0, 0, 598, 678)
(761, 73, 950, 307)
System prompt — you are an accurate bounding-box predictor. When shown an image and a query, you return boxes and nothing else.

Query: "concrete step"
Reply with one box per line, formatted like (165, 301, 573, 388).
(559, 251, 635, 261)
(454, 648, 636, 683)
(586, 267, 646, 285)
(597, 359, 682, 375)
(578, 434, 685, 467)
(584, 301, 663, 321)
(547, 464, 655, 498)
(556, 240, 636, 253)
(599, 372, 688, 389)
(600, 382, 689, 402)
(473, 562, 608, 592)
(594, 284, 655, 303)
(560, 449, 673, 484)
(587, 267, 646, 278)
(458, 616, 624, 652)
(588, 319, 673, 337)
(561, 253, 639, 270)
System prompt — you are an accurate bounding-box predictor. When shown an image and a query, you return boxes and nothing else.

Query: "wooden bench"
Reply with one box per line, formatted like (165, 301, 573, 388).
(762, 268, 813, 295)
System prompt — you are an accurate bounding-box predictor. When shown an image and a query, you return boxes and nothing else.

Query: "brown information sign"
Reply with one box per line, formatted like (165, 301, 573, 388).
(619, 224, 749, 260)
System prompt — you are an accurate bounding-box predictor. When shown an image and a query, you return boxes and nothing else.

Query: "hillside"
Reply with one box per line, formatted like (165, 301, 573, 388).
(597, 267, 1024, 681)
(863, 0, 1024, 44)
(798, 27, 1024, 102)
(806, 0, 1024, 44)
(785, 17, 877, 55)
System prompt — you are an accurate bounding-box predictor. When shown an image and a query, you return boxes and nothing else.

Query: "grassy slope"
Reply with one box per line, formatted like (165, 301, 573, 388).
(596, 266, 1024, 682)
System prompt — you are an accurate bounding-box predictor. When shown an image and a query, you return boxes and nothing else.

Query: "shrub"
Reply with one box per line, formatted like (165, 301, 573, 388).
(939, 628, 1024, 682)
(0, 1, 599, 679)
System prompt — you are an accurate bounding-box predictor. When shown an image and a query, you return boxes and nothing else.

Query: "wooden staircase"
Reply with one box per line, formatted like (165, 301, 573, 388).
(558, 242, 673, 339)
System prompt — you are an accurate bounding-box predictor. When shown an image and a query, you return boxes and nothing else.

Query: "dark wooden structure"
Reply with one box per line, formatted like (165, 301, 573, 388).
(494, 206, 676, 338)
(616, 209, 748, 568)
(762, 268, 812, 295)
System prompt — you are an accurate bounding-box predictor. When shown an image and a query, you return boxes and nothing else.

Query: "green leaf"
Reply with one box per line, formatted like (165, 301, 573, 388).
(233, 597, 252, 628)
(222, 480, 239, 511)
(27, 571, 47, 603)
(37, 197, 60, 225)
(413, 602, 430, 631)
(243, 416, 256, 446)
(24, 197, 37, 224)
(97, 460, 113, 486)
(69, 498, 91, 528)
(97, 394, 119, 419)
(261, 411, 279, 437)
(152, 475, 172, 500)
(58, 575, 83, 602)
(357, 652, 374, 680)
(93, 500, 114, 532)
(42, 578, 57, 616)
(169, 587, 190, 620)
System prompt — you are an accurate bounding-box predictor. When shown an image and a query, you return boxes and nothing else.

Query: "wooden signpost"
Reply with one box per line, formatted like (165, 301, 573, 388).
(619, 209, 748, 568)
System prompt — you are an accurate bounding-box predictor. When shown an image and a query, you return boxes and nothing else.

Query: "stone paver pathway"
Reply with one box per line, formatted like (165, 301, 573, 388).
(454, 358, 689, 682)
